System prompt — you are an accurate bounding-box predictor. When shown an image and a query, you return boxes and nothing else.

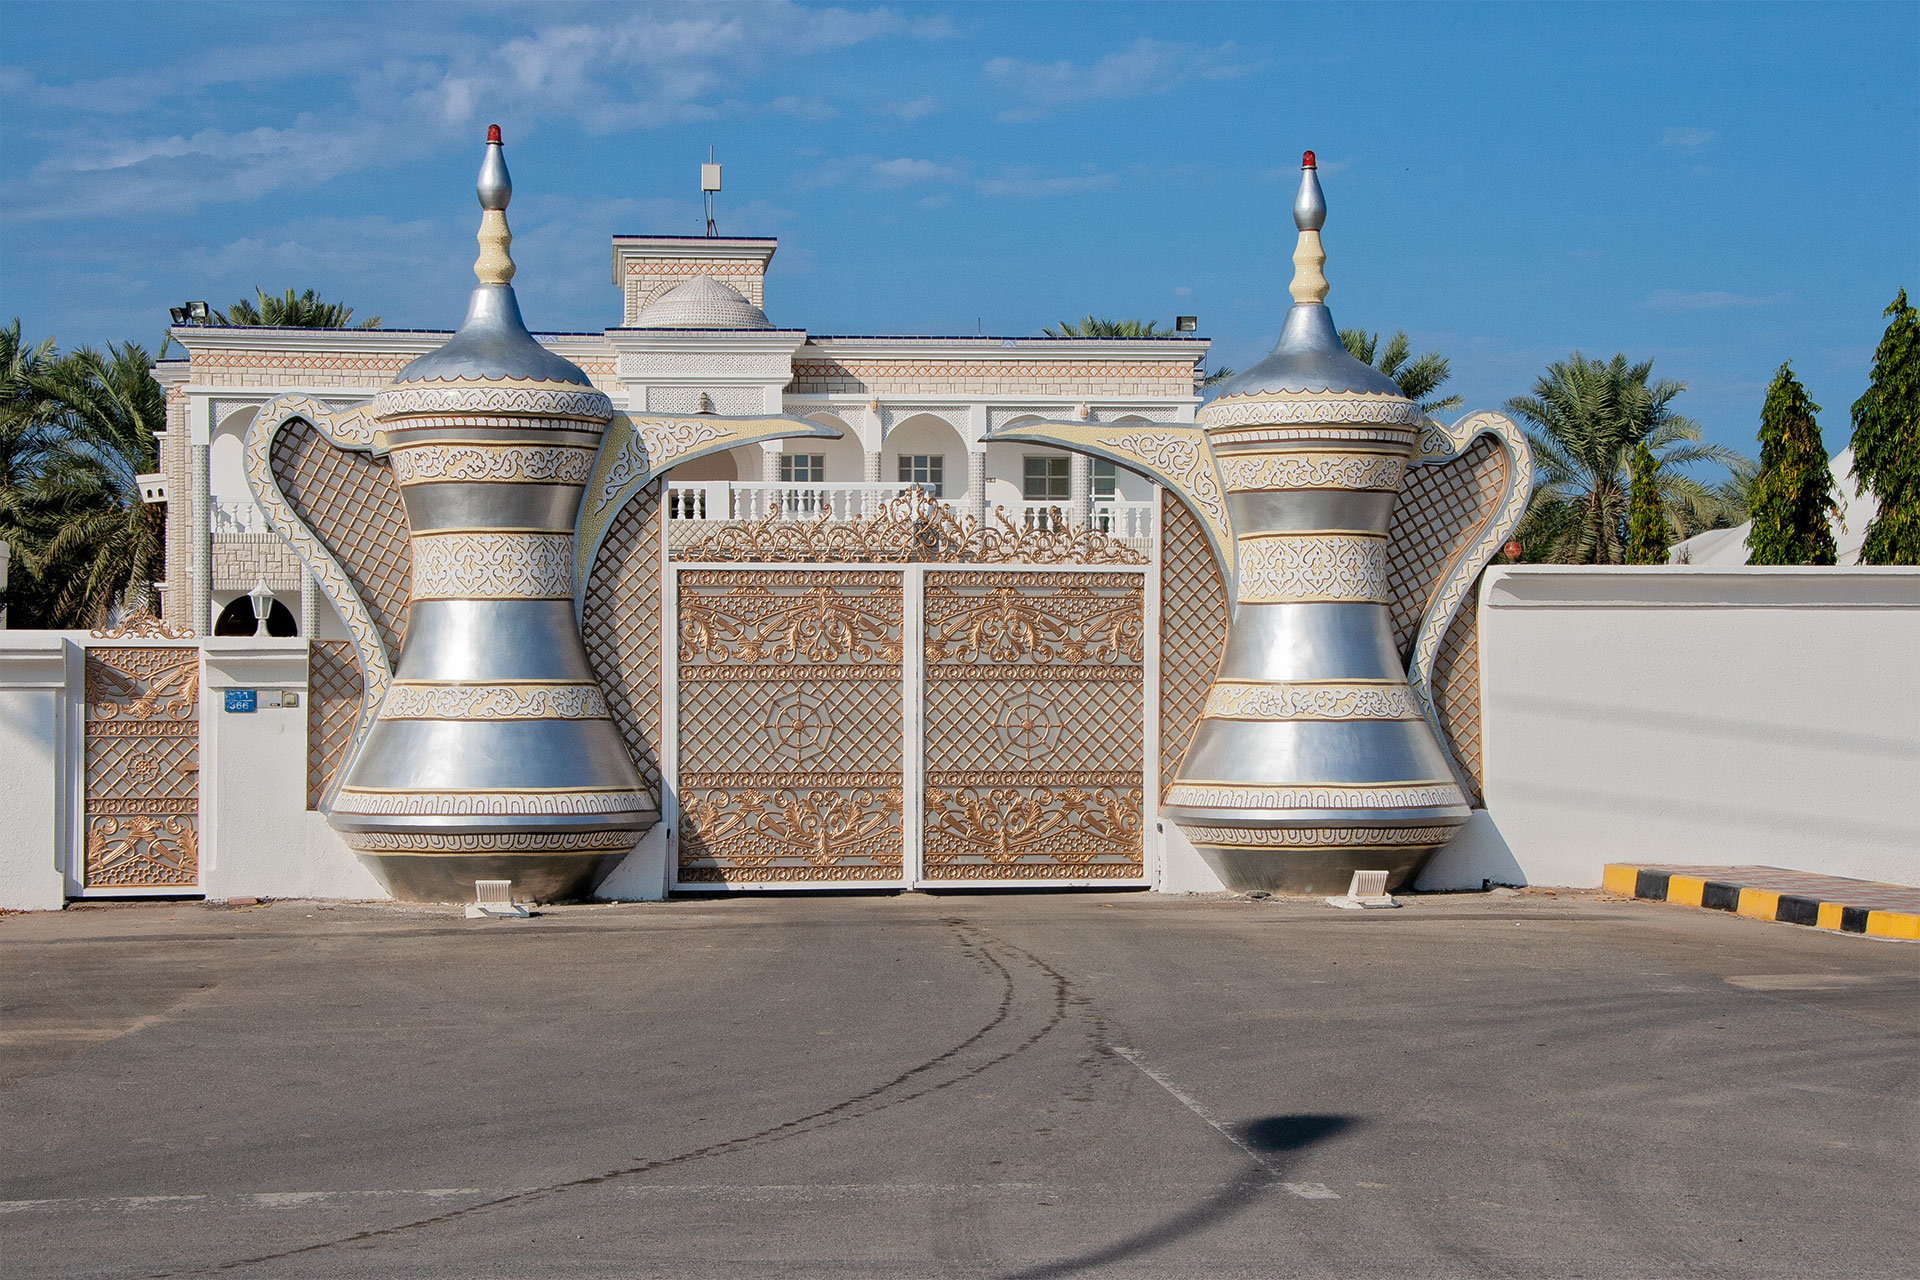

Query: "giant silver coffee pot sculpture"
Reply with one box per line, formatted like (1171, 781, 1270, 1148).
(994, 151, 1531, 893)
(248, 128, 658, 901)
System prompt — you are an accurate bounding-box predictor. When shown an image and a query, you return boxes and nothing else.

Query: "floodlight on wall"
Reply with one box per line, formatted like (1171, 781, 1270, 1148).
(1175, 315, 1198, 332)
(186, 301, 211, 323)
(169, 306, 190, 326)
(248, 578, 276, 637)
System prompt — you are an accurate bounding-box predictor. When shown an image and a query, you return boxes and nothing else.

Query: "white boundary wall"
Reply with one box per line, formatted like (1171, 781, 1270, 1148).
(7, 566, 1918, 908)
(1423, 566, 1920, 890)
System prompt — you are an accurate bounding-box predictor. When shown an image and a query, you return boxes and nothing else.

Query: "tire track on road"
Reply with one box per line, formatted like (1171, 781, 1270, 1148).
(156, 917, 1068, 1278)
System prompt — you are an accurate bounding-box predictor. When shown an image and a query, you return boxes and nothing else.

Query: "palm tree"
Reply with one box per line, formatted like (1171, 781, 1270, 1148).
(1042, 316, 1164, 338)
(1504, 352, 1742, 564)
(1, 321, 61, 498)
(1339, 329, 1463, 416)
(16, 343, 167, 625)
(215, 288, 380, 329)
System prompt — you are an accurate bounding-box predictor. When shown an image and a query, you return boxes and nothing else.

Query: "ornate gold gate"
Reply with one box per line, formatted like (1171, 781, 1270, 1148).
(82, 645, 201, 892)
(921, 570, 1146, 884)
(675, 569, 906, 885)
(671, 564, 1148, 889)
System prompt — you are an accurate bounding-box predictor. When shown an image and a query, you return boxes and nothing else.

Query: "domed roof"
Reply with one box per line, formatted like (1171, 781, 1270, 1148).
(1208, 151, 1409, 403)
(631, 275, 773, 330)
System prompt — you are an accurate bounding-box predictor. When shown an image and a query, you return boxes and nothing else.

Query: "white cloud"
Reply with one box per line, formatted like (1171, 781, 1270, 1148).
(1662, 126, 1717, 150)
(1171, 286, 1193, 298)
(975, 168, 1116, 198)
(769, 95, 841, 121)
(985, 37, 1261, 122)
(872, 157, 963, 185)
(879, 95, 942, 121)
(799, 155, 964, 191)
(1645, 289, 1789, 312)
(3, 2, 947, 221)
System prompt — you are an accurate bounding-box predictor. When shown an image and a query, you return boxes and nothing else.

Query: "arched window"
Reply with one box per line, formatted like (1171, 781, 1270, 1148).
(214, 597, 297, 637)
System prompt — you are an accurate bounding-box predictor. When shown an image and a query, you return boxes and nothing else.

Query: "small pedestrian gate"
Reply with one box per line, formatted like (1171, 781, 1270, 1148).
(670, 564, 1149, 888)
(79, 642, 201, 894)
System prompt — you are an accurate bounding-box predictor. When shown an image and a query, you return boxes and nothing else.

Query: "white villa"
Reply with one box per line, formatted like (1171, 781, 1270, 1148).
(150, 233, 1207, 637)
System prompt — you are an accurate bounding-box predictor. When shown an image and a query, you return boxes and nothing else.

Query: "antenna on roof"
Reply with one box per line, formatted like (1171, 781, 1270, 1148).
(701, 146, 721, 237)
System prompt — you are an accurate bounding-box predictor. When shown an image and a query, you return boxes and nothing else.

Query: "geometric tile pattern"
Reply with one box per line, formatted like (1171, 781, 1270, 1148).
(1428, 590, 1484, 805)
(82, 646, 199, 890)
(923, 570, 1146, 883)
(306, 639, 364, 810)
(269, 415, 412, 665)
(1156, 493, 1230, 801)
(581, 483, 664, 801)
(1385, 434, 1507, 658)
(675, 569, 905, 885)
(1386, 435, 1507, 804)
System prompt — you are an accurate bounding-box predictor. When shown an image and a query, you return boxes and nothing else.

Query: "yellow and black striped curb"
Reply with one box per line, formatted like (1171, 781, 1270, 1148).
(1604, 864, 1920, 940)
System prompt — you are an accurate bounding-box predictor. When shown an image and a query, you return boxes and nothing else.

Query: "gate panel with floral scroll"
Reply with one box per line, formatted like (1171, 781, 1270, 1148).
(83, 646, 200, 891)
(676, 568, 905, 885)
(922, 570, 1146, 884)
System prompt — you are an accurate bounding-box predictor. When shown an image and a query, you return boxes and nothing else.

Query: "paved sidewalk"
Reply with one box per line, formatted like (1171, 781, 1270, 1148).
(3, 890, 1915, 1279)
(1605, 863, 1920, 938)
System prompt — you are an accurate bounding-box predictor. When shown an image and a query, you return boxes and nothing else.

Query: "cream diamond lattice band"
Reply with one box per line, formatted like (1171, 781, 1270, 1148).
(1200, 393, 1423, 430)
(1209, 425, 1418, 450)
(374, 381, 613, 422)
(1201, 679, 1425, 722)
(1237, 533, 1389, 604)
(1219, 452, 1408, 493)
(411, 531, 574, 600)
(380, 681, 610, 720)
(389, 443, 596, 485)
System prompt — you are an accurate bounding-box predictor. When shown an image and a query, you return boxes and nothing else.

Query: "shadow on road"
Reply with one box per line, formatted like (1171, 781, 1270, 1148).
(999, 1112, 1360, 1279)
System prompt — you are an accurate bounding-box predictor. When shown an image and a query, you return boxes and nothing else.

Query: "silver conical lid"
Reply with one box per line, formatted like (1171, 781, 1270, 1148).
(391, 126, 596, 390)
(1210, 151, 1403, 400)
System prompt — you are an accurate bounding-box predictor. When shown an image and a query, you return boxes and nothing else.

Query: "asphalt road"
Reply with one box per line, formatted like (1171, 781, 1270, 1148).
(2, 889, 1914, 1279)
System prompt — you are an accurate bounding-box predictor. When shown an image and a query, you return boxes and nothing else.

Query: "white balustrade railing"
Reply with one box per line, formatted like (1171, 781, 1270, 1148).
(668, 480, 943, 522)
(662, 483, 1154, 540)
(663, 481, 732, 521)
(211, 498, 266, 534)
(1001, 500, 1072, 533)
(1092, 499, 1155, 540)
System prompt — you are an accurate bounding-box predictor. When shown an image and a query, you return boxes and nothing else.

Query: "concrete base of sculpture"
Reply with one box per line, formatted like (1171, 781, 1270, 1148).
(354, 850, 631, 904)
(1191, 843, 1443, 897)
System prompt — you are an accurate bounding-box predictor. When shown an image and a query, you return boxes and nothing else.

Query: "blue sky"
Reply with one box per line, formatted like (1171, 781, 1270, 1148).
(3, 1, 1915, 467)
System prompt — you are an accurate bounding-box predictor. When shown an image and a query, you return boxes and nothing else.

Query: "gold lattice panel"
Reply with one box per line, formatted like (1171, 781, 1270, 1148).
(306, 640, 363, 810)
(676, 569, 904, 884)
(582, 485, 664, 801)
(1385, 436, 1507, 657)
(270, 416, 411, 662)
(1157, 494, 1230, 801)
(922, 570, 1146, 883)
(1430, 588, 1485, 805)
(83, 647, 199, 890)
